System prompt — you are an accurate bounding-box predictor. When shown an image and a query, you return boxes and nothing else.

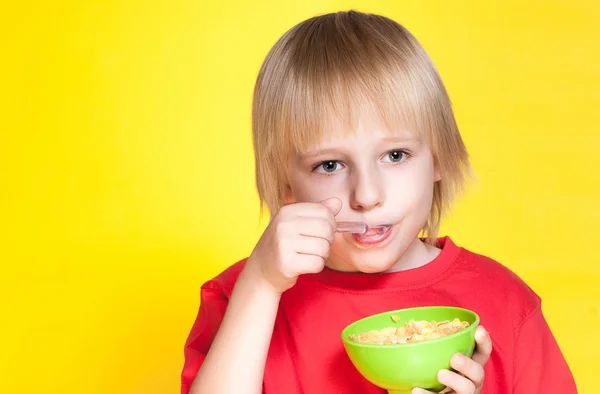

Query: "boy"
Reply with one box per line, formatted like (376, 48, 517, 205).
(182, 10, 576, 394)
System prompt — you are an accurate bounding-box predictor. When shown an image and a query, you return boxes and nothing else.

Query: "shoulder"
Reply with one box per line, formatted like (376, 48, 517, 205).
(201, 258, 248, 298)
(451, 239, 541, 325)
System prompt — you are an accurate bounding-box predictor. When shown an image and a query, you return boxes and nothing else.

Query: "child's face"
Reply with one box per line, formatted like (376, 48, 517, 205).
(287, 117, 439, 273)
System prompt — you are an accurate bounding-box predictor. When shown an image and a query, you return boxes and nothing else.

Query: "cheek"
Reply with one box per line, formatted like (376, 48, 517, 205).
(290, 174, 348, 203)
(382, 163, 435, 221)
(386, 168, 433, 205)
(408, 170, 435, 221)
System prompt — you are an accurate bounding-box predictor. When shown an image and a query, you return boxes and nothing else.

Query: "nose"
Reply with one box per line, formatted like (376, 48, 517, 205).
(349, 167, 384, 211)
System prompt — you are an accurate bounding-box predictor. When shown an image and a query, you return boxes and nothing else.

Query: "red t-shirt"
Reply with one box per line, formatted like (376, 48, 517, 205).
(181, 237, 577, 393)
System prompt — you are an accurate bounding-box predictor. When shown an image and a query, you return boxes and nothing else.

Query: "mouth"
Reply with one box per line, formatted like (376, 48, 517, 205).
(351, 224, 393, 246)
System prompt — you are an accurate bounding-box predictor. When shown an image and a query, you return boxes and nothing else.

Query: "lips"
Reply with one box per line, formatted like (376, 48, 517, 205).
(351, 225, 393, 246)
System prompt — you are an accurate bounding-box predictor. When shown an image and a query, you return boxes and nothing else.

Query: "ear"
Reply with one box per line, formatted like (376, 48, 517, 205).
(433, 158, 442, 182)
(285, 185, 296, 204)
(433, 167, 441, 182)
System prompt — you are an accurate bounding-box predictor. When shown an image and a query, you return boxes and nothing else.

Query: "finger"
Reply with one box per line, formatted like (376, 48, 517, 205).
(291, 202, 338, 229)
(294, 236, 331, 259)
(295, 217, 335, 243)
(411, 389, 436, 394)
(438, 369, 476, 394)
(472, 326, 492, 366)
(439, 389, 455, 394)
(450, 353, 484, 387)
(295, 253, 325, 274)
(319, 197, 342, 216)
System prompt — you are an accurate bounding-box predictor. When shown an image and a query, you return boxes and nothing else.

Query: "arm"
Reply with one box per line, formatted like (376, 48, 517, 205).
(512, 306, 577, 392)
(189, 267, 280, 394)
(185, 198, 341, 394)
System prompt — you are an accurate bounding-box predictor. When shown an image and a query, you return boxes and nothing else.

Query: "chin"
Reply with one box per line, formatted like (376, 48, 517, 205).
(351, 259, 398, 274)
(330, 229, 418, 273)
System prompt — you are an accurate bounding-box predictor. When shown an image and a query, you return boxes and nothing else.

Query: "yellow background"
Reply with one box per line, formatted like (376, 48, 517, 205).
(2, 1, 598, 393)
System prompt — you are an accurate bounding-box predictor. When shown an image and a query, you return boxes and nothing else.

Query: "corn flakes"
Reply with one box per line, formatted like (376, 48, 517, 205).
(349, 318, 470, 344)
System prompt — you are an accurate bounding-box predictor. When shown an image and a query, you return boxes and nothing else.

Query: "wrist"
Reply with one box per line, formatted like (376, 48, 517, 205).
(240, 258, 284, 298)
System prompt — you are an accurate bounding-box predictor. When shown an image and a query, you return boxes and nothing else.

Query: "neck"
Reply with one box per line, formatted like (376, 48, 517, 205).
(386, 237, 441, 273)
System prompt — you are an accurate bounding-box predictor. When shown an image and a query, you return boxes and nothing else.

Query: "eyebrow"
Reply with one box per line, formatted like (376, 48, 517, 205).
(300, 135, 420, 158)
(299, 148, 342, 159)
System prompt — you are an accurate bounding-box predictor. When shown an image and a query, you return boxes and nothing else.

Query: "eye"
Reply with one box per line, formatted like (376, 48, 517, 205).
(313, 160, 343, 174)
(384, 150, 408, 163)
(321, 161, 339, 173)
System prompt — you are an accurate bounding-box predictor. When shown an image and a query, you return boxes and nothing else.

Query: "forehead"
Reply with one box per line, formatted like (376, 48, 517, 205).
(294, 113, 422, 156)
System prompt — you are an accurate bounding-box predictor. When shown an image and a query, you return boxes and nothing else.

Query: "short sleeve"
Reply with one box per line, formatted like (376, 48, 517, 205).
(513, 306, 577, 393)
(181, 285, 229, 394)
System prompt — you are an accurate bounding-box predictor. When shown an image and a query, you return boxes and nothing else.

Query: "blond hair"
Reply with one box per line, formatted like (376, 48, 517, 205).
(252, 10, 470, 243)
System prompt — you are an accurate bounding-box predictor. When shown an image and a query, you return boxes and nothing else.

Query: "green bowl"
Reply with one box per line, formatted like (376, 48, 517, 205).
(341, 306, 479, 394)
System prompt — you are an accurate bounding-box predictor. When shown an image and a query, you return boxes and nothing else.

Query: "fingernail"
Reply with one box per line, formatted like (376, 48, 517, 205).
(437, 369, 452, 382)
(411, 389, 425, 394)
(475, 326, 488, 340)
(451, 353, 463, 366)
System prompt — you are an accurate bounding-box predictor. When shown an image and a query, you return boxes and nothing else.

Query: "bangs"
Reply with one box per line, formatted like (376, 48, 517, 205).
(263, 11, 443, 160)
(284, 62, 427, 155)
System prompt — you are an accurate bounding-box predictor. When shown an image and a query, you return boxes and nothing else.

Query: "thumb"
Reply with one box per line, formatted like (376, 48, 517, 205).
(320, 197, 342, 216)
